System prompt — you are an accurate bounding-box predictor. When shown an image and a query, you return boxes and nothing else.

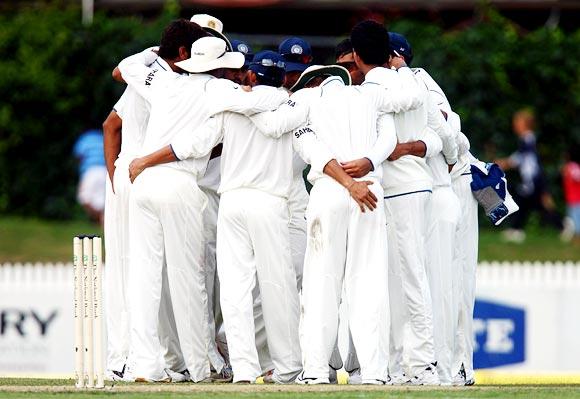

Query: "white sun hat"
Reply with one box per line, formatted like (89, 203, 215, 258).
(175, 36, 244, 73)
(190, 14, 232, 51)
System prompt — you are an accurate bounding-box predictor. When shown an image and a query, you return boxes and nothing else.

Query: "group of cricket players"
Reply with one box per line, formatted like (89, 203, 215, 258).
(102, 13, 481, 387)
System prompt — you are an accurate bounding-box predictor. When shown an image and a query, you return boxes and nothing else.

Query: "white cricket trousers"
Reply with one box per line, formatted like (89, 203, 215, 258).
(128, 166, 210, 382)
(452, 174, 478, 381)
(217, 188, 302, 383)
(200, 187, 226, 373)
(385, 190, 436, 377)
(105, 160, 185, 375)
(302, 178, 389, 382)
(104, 160, 131, 372)
(288, 176, 309, 290)
(425, 186, 461, 385)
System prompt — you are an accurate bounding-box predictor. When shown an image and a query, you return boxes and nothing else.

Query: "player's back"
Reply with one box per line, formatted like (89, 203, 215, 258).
(306, 77, 383, 181)
(365, 67, 433, 195)
(219, 86, 294, 198)
(142, 74, 225, 177)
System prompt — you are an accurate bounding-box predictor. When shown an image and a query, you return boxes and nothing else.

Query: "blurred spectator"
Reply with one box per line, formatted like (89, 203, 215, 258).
(73, 129, 106, 225)
(562, 143, 580, 241)
(496, 109, 573, 242)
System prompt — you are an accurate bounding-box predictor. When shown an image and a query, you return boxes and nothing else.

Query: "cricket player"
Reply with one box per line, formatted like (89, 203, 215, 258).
(117, 36, 289, 382)
(279, 37, 312, 90)
(103, 19, 204, 380)
(188, 13, 234, 380)
(449, 117, 479, 386)
(126, 52, 371, 384)
(335, 38, 365, 85)
(388, 32, 460, 385)
(353, 24, 452, 385)
(290, 24, 423, 384)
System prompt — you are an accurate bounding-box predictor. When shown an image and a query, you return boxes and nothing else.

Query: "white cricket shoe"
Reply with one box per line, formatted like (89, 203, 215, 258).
(106, 369, 125, 382)
(389, 371, 408, 385)
(347, 368, 362, 385)
(165, 368, 191, 383)
(408, 364, 440, 386)
(452, 364, 466, 386)
(296, 372, 329, 385)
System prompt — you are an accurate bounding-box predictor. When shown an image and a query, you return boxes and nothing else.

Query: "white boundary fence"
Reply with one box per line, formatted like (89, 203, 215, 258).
(1, 261, 580, 376)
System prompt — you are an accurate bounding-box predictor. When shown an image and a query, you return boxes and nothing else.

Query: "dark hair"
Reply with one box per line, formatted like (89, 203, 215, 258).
(158, 19, 208, 60)
(350, 20, 390, 66)
(254, 68, 285, 88)
(335, 38, 353, 60)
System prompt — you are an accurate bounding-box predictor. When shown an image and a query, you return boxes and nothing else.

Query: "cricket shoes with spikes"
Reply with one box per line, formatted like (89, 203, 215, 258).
(296, 372, 329, 385)
(408, 363, 440, 386)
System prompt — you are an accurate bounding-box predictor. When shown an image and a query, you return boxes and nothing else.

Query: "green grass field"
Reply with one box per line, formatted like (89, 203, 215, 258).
(1, 379, 580, 399)
(0, 216, 578, 263)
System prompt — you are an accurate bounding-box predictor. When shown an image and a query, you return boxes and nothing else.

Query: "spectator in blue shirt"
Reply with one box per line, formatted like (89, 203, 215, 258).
(73, 129, 106, 225)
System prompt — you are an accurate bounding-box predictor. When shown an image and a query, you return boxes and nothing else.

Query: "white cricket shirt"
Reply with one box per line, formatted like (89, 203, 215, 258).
(118, 49, 289, 178)
(171, 85, 331, 198)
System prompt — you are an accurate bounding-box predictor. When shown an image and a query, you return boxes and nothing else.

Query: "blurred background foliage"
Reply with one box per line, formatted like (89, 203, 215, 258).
(0, 2, 578, 219)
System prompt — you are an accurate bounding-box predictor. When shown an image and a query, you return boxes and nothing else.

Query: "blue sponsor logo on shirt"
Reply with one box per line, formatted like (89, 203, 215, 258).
(473, 299, 525, 369)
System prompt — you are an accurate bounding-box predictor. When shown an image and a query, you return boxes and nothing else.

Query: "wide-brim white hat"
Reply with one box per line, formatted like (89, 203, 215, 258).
(190, 13, 232, 51)
(290, 64, 351, 92)
(175, 36, 244, 73)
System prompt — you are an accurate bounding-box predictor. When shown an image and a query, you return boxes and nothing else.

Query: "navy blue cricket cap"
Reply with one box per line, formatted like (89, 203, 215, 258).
(278, 37, 312, 73)
(230, 39, 254, 67)
(388, 32, 413, 65)
(249, 50, 286, 82)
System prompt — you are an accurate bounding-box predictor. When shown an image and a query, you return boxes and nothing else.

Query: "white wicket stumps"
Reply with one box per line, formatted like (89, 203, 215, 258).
(73, 235, 104, 389)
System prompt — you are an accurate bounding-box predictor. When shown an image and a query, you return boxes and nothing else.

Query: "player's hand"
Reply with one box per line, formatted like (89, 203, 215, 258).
(241, 85, 252, 92)
(388, 143, 407, 161)
(129, 158, 147, 183)
(342, 158, 373, 178)
(389, 55, 407, 70)
(448, 163, 456, 173)
(347, 180, 377, 212)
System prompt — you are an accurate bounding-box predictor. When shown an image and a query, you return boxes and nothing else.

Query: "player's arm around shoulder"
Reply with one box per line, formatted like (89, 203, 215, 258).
(117, 47, 163, 102)
(250, 96, 309, 139)
(206, 79, 288, 116)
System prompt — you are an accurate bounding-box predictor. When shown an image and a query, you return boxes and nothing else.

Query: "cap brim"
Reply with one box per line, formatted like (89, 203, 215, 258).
(203, 27, 233, 52)
(284, 61, 310, 73)
(290, 65, 351, 92)
(175, 52, 245, 73)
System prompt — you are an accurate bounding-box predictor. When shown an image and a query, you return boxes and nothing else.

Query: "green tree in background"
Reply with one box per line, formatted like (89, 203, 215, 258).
(0, 3, 578, 219)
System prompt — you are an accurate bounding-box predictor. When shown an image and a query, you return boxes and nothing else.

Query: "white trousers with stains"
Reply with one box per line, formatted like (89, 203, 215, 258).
(301, 177, 389, 382)
(425, 186, 461, 385)
(217, 188, 302, 383)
